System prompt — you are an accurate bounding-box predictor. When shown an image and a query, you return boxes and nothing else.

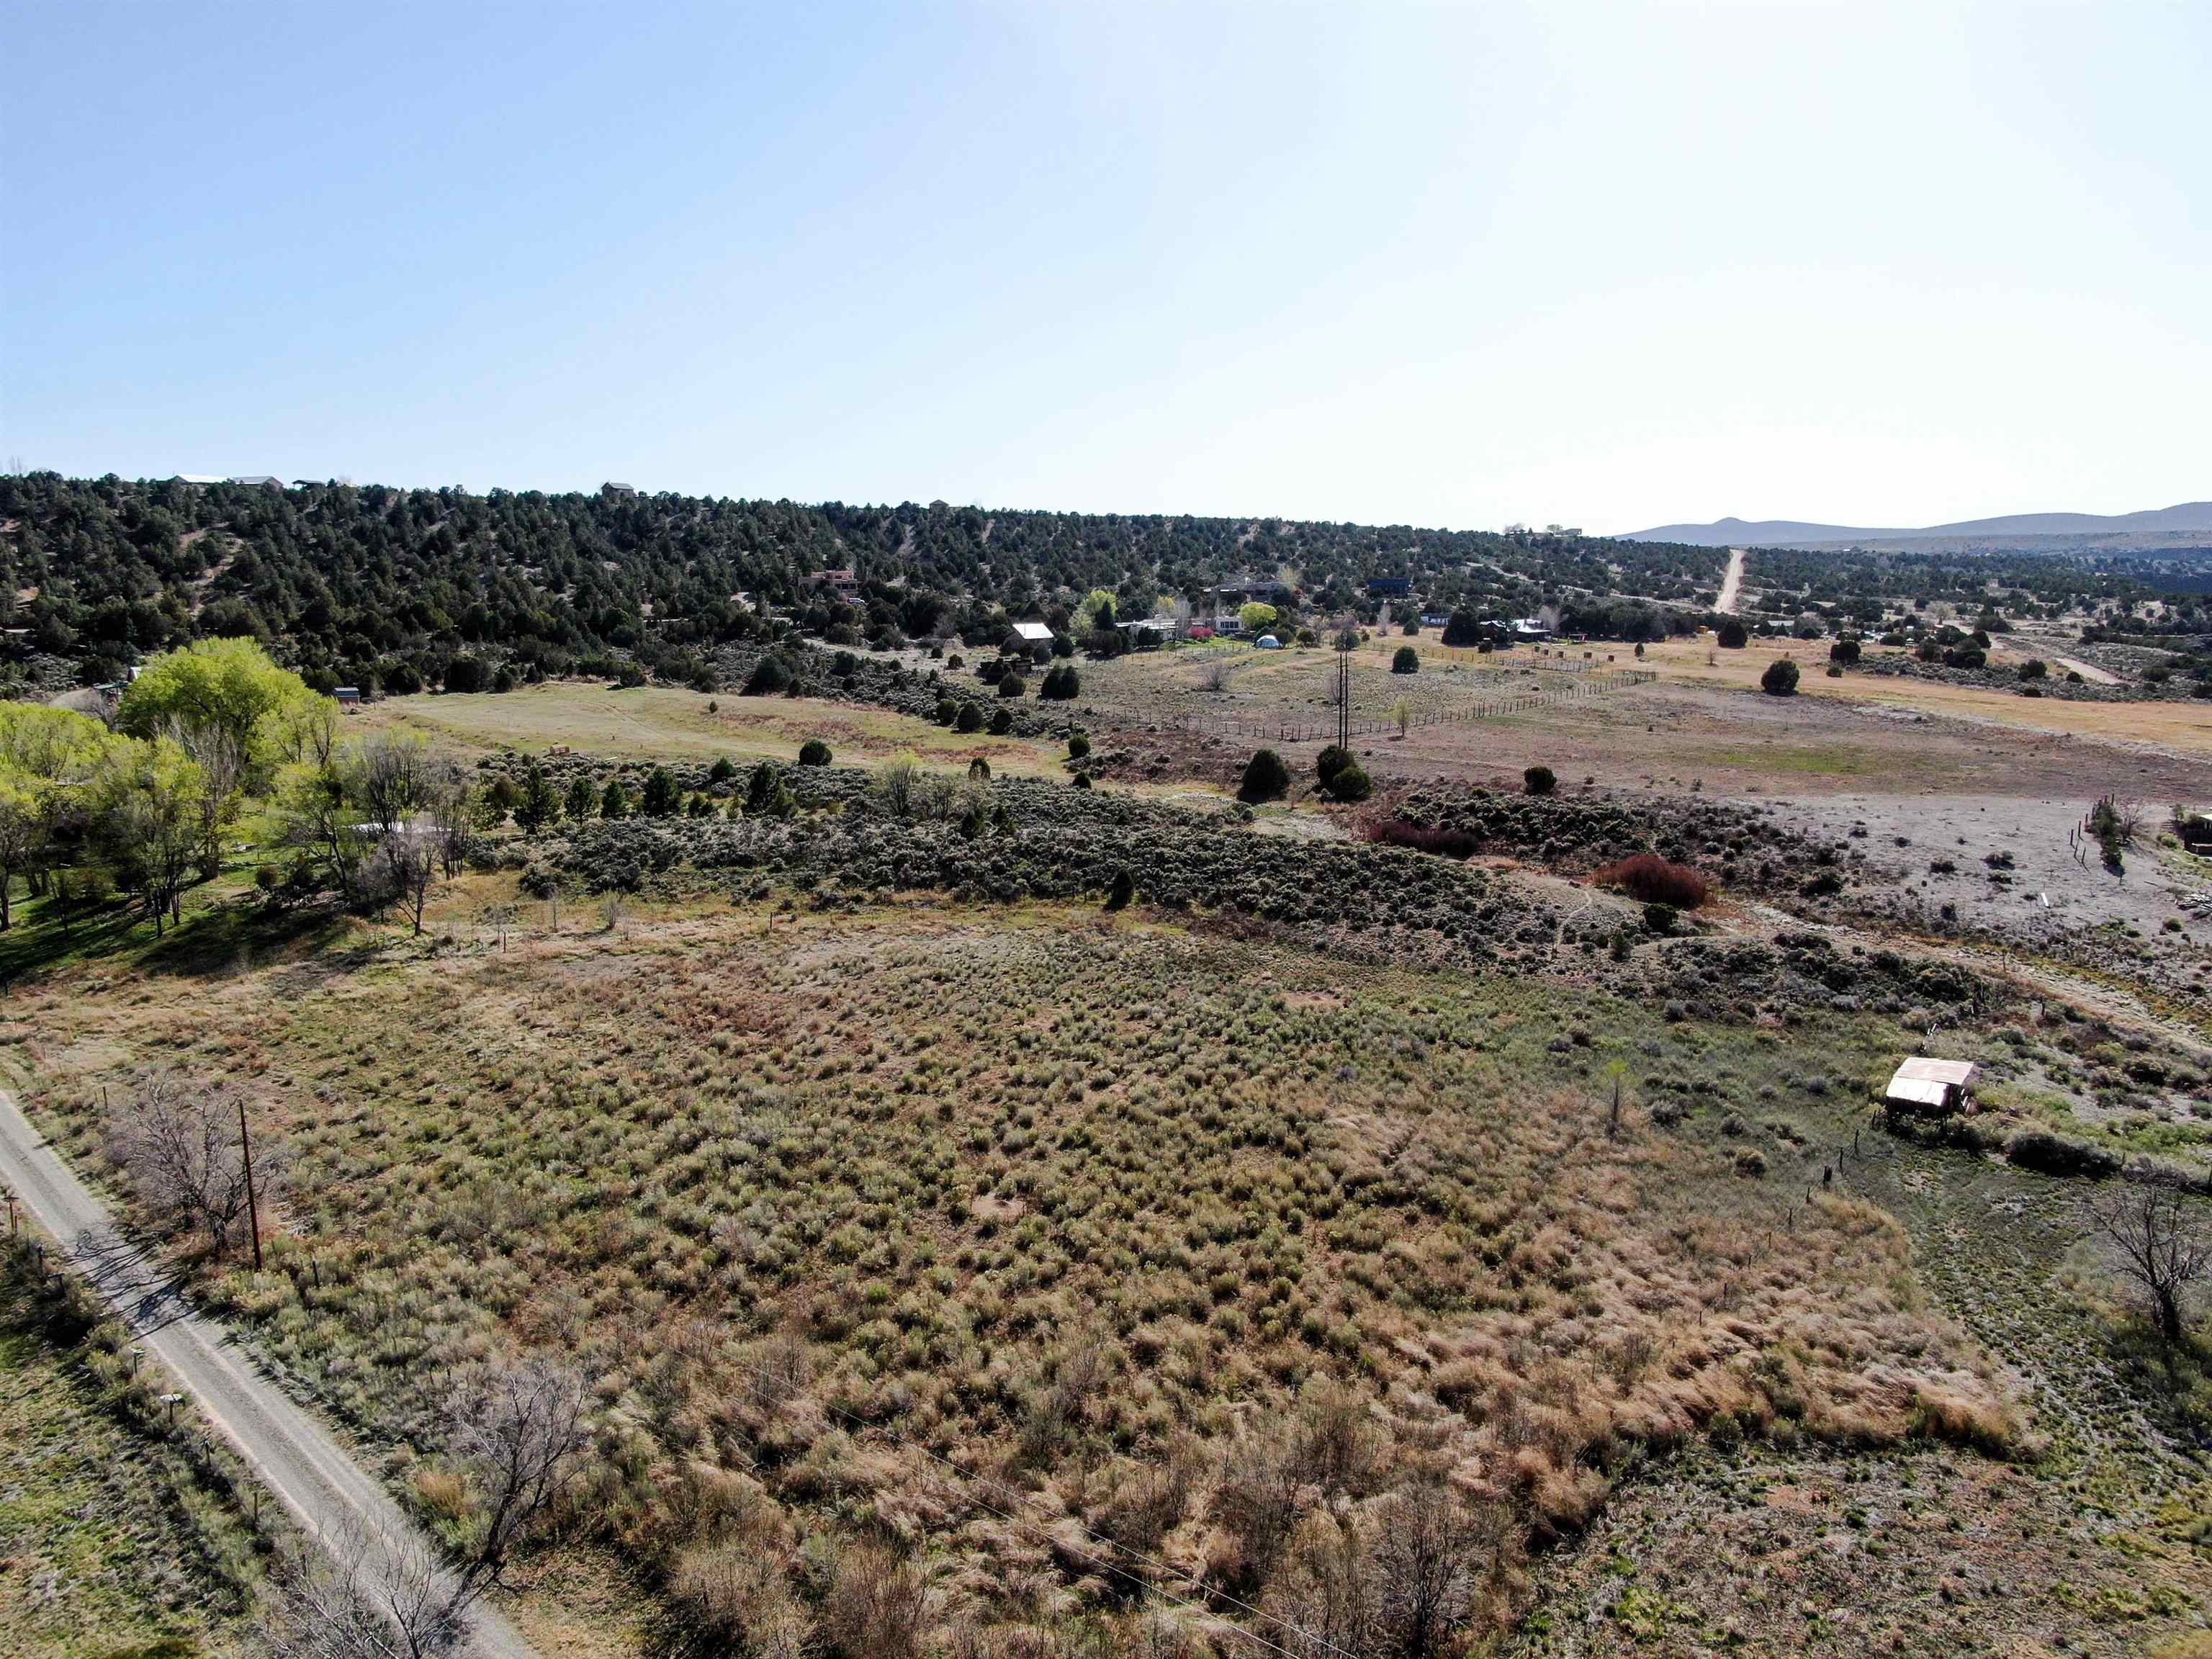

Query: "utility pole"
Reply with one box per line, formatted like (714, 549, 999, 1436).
(238, 1098, 263, 1272)
(1334, 628, 1354, 750)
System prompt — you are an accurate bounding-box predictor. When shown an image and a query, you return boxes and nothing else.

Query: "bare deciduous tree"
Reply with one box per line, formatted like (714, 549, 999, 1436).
(263, 1520, 465, 1659)
(346, 732, 432, 842)
(387, 831, 439, 938)
(1371, 1476, 1491, 1659)
(448, 1359, 590, 1591)
(107, 1071, 272, 1259)
(158, 713, 248, 881)
(2090, 1184, 2212, 1343)
(264, 1362, 589, 1659)
(1258, 1511, 1377, 1659)
(423, 752, 477, 878)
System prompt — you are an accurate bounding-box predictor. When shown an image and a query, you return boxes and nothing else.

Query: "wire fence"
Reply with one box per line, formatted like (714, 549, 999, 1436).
(1172, 667, 1658, 745)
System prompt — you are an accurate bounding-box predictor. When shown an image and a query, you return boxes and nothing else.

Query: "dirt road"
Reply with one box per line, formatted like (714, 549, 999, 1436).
(0, 1087, 537, 1659)
(1715, 546, 1747, 614)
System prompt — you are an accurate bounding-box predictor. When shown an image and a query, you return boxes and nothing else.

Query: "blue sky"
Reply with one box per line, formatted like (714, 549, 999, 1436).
(5, 1, 2206, 532)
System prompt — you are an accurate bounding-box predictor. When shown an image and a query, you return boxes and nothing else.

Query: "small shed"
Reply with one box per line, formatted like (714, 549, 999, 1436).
(334, 686, 361, 709)
(1009, 620, 1056, 661)
(1883, 1056, 1979, 1116)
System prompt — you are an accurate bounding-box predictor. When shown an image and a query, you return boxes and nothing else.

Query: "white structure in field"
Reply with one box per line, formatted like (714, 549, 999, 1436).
(1883, 1056, 1979, 1115)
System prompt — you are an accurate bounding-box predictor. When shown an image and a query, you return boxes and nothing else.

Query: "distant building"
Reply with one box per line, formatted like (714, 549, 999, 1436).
(1367, 576, 1413, 597)
(1213, 613, 1245, 637)
(1253, 634, 1283, 650)
(1113, 617, 1177, 647)
(334, 686, 362, 709)
(229, 475, 282, 487)
(1216, 579, 1292, 605)
(603, 481, 639, 498)
(1008, 620, 1056, 660)
(171, 475, 225, 486)
(813, 568, 861, 602)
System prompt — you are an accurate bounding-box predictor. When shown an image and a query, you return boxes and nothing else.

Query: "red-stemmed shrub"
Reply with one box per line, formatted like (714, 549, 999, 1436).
(1593, 853, 1711, 909)
(1358, 817, 1482, 859)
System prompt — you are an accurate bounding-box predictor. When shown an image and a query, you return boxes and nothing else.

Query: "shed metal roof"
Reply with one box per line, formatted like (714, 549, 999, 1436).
(1885, 1076, 1956, 1109)
(1889, 1057, 1978, 1087)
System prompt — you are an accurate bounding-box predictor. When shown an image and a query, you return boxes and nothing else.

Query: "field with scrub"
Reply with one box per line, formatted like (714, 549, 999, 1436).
(8, 832, 2212, 1655)
(7, 622, 2212, 1658)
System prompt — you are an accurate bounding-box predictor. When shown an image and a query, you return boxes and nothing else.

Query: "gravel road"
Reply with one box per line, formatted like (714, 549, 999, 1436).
(0, 1087, 538, 1659)
(1715, 546, 1747, 614)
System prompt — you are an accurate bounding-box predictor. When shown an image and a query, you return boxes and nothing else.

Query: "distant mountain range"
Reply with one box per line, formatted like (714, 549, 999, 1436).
(1624, 502, 2212, 549)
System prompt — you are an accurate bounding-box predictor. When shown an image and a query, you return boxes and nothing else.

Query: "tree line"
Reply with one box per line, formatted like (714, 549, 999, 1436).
(0, 473, 1722, 696)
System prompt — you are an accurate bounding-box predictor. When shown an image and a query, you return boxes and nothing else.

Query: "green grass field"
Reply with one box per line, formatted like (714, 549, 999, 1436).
(0, 1267, 249, 1658)
(362, 680, 1075, 778)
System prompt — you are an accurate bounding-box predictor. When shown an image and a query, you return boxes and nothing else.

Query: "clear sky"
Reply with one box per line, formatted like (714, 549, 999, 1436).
(4, 1, 2205, 534)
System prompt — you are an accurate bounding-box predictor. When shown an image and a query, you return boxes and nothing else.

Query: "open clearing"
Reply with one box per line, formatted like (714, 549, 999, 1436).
(6, 878, 2096, 1656)
(364, 681, 1076, 779)
(8, 621, 2212, 1657)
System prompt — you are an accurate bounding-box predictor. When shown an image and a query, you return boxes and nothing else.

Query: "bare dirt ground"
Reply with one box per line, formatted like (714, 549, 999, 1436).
(1638, 636, 2212, 757)
(1285, 678, 2212, 803)
(1779, 791, 2212, 946)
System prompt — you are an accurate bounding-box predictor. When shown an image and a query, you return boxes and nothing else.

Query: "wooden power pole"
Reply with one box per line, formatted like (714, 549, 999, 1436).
(1334, 629, 1353, 750)
(238, 1098, 263, 1271)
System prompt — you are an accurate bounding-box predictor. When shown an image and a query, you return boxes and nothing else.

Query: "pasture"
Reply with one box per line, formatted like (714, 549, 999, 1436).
(8, 877, 2052, 1655)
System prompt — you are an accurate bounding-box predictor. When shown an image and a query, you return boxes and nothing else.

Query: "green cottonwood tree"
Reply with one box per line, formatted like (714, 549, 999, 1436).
(119, 638, 331, 878)
(0, 703, 114, 930)
(99, 737, 205, 933)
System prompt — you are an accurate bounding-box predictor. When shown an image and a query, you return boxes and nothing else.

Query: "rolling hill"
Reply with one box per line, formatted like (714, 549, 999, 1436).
(1625, 501, 2212, 548)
